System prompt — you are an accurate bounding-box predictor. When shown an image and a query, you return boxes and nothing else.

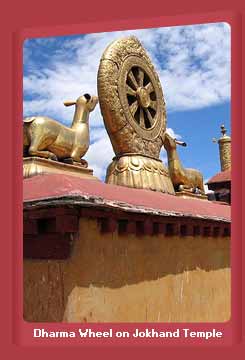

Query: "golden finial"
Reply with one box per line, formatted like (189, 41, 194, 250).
(213, 124, 231, 172)
(220, 124, 230, 138)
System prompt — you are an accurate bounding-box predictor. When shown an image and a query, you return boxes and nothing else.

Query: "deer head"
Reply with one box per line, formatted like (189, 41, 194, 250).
(64, 93, 98, 112)
(164, 133, 187, 151)
(63, 93, 98, 127)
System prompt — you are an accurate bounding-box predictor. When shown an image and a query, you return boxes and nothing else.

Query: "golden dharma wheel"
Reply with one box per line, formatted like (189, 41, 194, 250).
(97, 36, 166, 159)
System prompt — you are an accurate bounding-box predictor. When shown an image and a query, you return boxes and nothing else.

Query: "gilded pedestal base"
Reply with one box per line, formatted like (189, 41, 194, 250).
(106, 155, 175, 194)
(23, 157, 99, 181)
(175, 191, 208, 200)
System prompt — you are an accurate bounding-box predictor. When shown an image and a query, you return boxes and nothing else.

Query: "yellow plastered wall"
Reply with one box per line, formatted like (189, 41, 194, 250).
(24, 217, 230, 322)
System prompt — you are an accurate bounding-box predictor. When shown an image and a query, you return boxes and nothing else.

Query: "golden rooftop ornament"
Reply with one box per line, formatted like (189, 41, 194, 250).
(213, 124, 231, 172)
(23, 93, 99, 179)
(97, 36, 175, 194)
(23, 36, 206, 198)
(98, 36, 205, 197)
(163, 133, 205, 197)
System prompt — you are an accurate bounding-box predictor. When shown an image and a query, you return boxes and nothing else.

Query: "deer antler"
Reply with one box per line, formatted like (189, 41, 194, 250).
(175, 139, 187, 147)
(63, 101, 76, 107)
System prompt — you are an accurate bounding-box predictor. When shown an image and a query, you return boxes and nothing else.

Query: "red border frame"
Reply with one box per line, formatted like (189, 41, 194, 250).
(2, 1, 244, 357)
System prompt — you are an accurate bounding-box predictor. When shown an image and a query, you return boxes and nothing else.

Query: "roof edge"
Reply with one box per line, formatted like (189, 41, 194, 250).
(23, 193, 231, 224)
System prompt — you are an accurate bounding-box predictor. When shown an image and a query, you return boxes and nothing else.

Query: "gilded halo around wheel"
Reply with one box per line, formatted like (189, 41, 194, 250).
(98, 36, 166, 158)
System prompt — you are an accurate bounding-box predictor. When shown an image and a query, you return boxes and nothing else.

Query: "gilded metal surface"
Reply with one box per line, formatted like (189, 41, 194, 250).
(175, 191, 208, 200)
(118, 55, 164, 141)
(218, 125, 231, 171)
(23, 94, 98, 164)
(106, 155, 175, 194)
(98, 36, 172, 193)
(163, 133, 205, 194)
(23, 157, 99, 180)
(98, 36, 166, 158)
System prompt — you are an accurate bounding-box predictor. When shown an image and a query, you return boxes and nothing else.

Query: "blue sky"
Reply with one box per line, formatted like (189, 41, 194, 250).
(23, 23, 231, 190)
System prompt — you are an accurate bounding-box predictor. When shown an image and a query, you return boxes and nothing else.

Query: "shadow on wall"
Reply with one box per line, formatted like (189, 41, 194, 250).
(24, 218, 230, 322)
(63, 218, 230, 289)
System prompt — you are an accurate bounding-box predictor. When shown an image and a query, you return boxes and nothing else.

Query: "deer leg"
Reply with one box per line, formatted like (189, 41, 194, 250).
(178, 184, 193, 192)
(62, 157, 74, 165)
(80, 159, 88, 168)
(28, 135, 58, 161)
(71, 144, 88, 167)
(198, 179, 205, 193)
(71, 147, 82, 164)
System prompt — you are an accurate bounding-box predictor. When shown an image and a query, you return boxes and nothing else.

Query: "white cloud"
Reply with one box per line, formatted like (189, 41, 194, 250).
(23, 22, 230, 180)
(84, 128, 114, 180)
(166, 127, 181, 140)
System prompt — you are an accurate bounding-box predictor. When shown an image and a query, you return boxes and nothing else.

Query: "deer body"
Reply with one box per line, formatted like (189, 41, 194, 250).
(23, 94, 98, 163)
(164, 133, 205, 193)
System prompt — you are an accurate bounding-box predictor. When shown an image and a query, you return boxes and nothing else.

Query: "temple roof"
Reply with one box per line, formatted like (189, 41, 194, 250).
(207, 169, 231, 184)
(23, 174, 230, 223)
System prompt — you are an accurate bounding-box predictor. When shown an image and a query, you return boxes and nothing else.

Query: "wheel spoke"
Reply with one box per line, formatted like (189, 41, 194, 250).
(126, 84, 136, 97)
(149, 100, 157, 111)
(137, 68, 144, 87)
(130, 100, 139, 117)
(145, 108, 154, 126)
(139, 107, 145, 127)
(128, 71, 139, 90)
(145, 82, 154, 94)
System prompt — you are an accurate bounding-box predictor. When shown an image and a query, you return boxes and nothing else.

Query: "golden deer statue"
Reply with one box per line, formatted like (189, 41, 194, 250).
(23, 93, 98, 165)
(163, 133, 205, 194)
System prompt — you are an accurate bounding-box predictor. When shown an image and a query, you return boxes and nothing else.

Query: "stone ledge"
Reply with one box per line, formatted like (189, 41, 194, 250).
(23, 157, 99, 180)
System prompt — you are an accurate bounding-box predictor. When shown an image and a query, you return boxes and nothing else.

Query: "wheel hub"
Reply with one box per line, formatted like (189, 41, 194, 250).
(136, 87, 150, 108)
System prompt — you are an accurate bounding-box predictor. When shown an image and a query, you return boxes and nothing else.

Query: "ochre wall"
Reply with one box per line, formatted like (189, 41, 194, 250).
(24, 217, 230, 322)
